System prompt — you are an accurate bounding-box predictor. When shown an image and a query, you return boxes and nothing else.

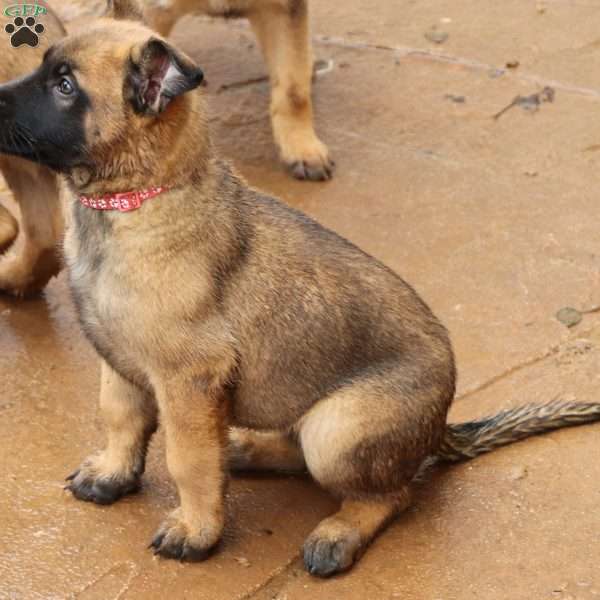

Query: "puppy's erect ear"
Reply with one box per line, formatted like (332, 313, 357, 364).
(106, 0, 146, 22)
(127, 38, 204, 115)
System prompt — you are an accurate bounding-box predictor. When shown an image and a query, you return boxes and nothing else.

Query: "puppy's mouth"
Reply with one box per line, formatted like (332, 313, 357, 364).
(0, 124, 38, 158)
(0, 125, 82, 171)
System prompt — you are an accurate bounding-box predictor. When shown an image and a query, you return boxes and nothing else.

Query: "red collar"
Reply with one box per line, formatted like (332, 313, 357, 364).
(79, 186, 169, 213)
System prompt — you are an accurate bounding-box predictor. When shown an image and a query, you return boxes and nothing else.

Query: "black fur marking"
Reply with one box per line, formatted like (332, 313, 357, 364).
(211, 177, 254, 307)
(0, 57, 90, 171)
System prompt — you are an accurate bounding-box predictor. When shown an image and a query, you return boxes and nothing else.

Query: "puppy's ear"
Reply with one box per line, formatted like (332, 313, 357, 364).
(106, 0, 145, 22)
(127, 38, 204, 115)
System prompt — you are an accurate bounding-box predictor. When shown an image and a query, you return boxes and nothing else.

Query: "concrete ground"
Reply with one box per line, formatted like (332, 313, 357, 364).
(2, 1, 600, 598)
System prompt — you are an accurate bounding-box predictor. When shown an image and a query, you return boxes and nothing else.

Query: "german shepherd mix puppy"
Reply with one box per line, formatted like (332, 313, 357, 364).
(0, 0, 599, 577)
(0, 0, 64, 295)
(143, 0, 334, 181)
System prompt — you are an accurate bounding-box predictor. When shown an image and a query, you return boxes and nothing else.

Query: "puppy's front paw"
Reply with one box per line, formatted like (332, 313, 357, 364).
(149, 508, 221, 562)
(65, 454, 141, 505)
(277, 128, 335, 182)
(284, 137, 335, 182)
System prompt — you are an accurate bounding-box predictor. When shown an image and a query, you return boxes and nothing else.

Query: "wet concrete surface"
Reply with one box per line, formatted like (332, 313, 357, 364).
(2, 1, 600, 598)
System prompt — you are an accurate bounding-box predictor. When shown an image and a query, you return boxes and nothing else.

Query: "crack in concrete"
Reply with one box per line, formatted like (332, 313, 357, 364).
(213, 31, 600, 103)
(217, 75, 269, 93)
(330, 127, 461, 165)
(455, 346, 560, 404)
(74, 561, 140, 600)
(313, 34, 600, 100)
(456, 316, 600, 404)
(211, 16, 600, 100)
(236, 557, 303, 600)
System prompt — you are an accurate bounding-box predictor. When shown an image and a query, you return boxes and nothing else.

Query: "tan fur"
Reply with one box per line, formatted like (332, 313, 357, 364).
(4, 1, 590, 576)
(228, 428, 305, 472)
(0, 203, 17, 251)
(303, 491, 411, 574)
(0, 1, 64, 295)
(143, 0, 334, 180)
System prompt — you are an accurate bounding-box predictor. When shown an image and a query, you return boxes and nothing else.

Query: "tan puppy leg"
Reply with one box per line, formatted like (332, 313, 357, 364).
(144, 0, 203, 36)
(228, 427, 306, 472)
(150, 378, 226, 561)
(0, 158, 62, 296)
(0, 204, 17, 252)
(248, 0, 334, 180)
(66, 361, 158, 504)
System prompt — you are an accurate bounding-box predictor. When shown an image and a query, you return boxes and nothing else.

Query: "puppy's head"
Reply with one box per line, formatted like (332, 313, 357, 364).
(0, 0, 204, 184)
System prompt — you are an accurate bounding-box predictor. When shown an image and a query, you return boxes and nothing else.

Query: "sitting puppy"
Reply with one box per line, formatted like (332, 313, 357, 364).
(0, 0, 598, 577)
(0, 0, 64, 295)
(143, 0, 334, 181)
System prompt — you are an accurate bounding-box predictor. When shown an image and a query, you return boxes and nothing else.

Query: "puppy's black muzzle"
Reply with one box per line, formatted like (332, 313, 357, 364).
(0, 64, 89, 171)
(0, 74, 39, 160)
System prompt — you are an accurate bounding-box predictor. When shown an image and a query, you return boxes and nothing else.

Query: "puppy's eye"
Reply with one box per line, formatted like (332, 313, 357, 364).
(57, 78, 74, 96)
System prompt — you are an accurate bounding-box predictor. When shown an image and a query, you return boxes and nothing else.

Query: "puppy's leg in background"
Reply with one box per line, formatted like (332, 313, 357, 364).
(0, 204, 17, 252)
(150, 377, 227, 561)
(66, 360, 158, 505)
(0, 159, 62, 296)
(144, 0, 199, 36)
(248, 0, 334, 181)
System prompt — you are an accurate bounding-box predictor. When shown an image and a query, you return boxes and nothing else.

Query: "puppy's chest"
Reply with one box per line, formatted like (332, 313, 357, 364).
(66, 216, 196, 380)
(69, 253, 158, 378)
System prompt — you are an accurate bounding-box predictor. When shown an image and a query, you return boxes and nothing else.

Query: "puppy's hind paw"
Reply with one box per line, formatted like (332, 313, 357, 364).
(302, 525, 361, 577)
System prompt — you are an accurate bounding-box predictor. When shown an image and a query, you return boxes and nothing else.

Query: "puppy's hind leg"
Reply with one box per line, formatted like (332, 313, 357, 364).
(66, 360, 158, 505)
(248, 0, 334, 180)
(228, 427, 306, 473)
(297, 369, 451, 576)
(0, 158, 62, 296)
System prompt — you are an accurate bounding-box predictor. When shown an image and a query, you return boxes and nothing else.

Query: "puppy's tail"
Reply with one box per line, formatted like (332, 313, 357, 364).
(437, 400, 600, 463)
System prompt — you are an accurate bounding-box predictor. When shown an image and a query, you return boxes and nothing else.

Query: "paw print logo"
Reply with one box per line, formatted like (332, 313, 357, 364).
(5, 16, 44, 48)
